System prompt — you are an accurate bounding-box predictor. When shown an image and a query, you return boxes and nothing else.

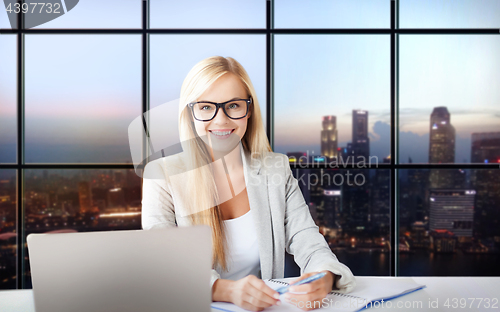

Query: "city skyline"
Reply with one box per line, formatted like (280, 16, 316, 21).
(1, 125, 499, 289)
(1, 106, 498, 164)
(278, 106, 499, 165)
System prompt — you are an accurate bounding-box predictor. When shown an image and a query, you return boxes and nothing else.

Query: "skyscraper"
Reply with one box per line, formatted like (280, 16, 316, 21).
(399, 169, 430, 228)
(351, 110, 370, 159)
(78, 181, 92, 214)
(323, 188, 342, 228)
(342, 171, 370, 230)
(321, 116, 338, 159)
(429, 189, 475, 237)
(371, 170, 390, 228)
(429, 107, 455, 163)
(429, 107, 457, 189)
(471, 132, 500, 163)
(472, 169, 500, 240)
(107, 188, 126, 212)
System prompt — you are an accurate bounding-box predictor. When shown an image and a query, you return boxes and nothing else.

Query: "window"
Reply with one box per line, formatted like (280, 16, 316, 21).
(399, 169, 500, 276)
(22, 169, 142, 288)
(0, 170, 16, 289)
(274, 35, 390, 161)
(150, 0, 266, 29)
(25, 35, 141, 164)
(0, 35, 16, 163)
(399, 35, 500, 164)
(29, 0, 142, 29)
(274, 0, 389, 29)
(1, 0, 498, 290)
(291, 169, 391, 276)
(399, 0, 500, 28)
(149, 34, 267, 141)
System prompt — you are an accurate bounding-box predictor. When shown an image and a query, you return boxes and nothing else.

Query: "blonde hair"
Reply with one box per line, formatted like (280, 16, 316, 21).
(177, 56, 271, 271)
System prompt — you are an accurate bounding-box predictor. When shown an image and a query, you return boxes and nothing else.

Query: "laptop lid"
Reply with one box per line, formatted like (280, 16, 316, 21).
(27, 225, 212, 312)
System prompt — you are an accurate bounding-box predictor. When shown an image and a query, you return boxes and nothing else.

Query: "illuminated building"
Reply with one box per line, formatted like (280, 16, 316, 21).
(286, 152, 308, 164)
(371, 170, 390, 228)
(429, 189, 475, 237)
(383, 155, 391, 164)
(338, 145, 351, 161)
(107, 187, 126, 212)
(98, 211, 142, 228)
(351, 110, 369, 159)
(27, 191, 49, 214)
(410, 221, 429, 249)
(78, 181, 92, 214)
(321, 116, 338, 159)
(428, 107, 458, 189)
(429, 107, 455, 163)
(322, 188, 341, 228)
(471, 132, 500, 163)
(472, 169, 500, 240)
(308, 169, 324, 218)
(407, 169, 430, 223)
(342, 171, 370, 231)
(429, 229, 457, 253)
(114, 171, 125, 188)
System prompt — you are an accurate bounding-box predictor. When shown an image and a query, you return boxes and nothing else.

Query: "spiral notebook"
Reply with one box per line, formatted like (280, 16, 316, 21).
(211, 276, 425, 312)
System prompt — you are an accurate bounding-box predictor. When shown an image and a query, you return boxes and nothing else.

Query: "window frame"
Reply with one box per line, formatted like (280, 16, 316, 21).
(0, 0, 498, 289)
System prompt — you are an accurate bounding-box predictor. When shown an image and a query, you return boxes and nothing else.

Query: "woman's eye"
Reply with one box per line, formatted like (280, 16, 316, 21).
(200, 105, 213, 111)
(227, 103, 239, 109)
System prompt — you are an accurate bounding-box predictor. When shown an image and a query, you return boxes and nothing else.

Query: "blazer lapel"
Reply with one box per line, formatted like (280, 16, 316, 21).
(240, 144, 274, 279)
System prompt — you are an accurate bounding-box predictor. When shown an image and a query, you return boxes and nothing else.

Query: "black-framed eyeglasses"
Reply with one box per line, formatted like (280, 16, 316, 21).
(187, 97, 252, 122)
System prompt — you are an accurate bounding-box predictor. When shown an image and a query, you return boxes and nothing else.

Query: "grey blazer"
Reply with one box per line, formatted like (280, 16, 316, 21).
(141, 143, 356, 293)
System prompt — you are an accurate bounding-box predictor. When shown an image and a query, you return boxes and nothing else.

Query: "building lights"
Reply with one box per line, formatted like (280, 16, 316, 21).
(99, 212, 142, 218)
(323, 190, 341, 196)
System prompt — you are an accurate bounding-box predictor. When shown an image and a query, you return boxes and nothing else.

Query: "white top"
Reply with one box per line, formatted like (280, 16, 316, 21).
(217, 209, 261, 281)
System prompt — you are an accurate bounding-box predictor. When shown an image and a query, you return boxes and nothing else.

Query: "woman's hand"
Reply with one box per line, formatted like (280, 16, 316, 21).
(212, 275, 281, 311)
(284, 271, 336, 311)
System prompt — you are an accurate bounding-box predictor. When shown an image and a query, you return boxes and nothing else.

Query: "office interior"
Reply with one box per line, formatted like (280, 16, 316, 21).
(0, 0, 499, 292)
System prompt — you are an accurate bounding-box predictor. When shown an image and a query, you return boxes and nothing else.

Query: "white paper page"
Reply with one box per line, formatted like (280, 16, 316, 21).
(211, 280, 303, 312)
(212, 277, 425, 312)
(335, 277, 425, 302)
(320, 277, 425, 312)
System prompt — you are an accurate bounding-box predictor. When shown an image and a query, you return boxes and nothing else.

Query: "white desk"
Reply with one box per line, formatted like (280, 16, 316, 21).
(1, 277, 499, 312)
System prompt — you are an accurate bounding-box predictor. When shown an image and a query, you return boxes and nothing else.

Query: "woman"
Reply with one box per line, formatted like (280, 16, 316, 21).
(142, 56, 355, 311)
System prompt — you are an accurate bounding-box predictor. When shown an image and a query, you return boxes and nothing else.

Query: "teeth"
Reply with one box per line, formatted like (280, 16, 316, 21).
(211, 130, 232, 136)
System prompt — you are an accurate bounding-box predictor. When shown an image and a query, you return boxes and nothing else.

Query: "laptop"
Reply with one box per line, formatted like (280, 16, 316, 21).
(27, 225, 212, 312)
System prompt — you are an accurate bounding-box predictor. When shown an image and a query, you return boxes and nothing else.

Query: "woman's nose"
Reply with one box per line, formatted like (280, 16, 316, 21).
(212, 107, 230, 124)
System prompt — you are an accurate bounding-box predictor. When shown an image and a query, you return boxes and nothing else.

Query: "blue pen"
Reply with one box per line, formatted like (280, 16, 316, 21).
(275, 272, 327, 295)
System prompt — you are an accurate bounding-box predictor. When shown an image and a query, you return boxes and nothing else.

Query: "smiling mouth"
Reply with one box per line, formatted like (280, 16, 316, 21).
(209, 129, 235, 137)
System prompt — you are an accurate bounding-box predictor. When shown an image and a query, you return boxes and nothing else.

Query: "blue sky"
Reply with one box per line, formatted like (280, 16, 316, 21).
(0, 0, 141, 29)
(0, 0, 499, 164)
(273, 34, 390, 157)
